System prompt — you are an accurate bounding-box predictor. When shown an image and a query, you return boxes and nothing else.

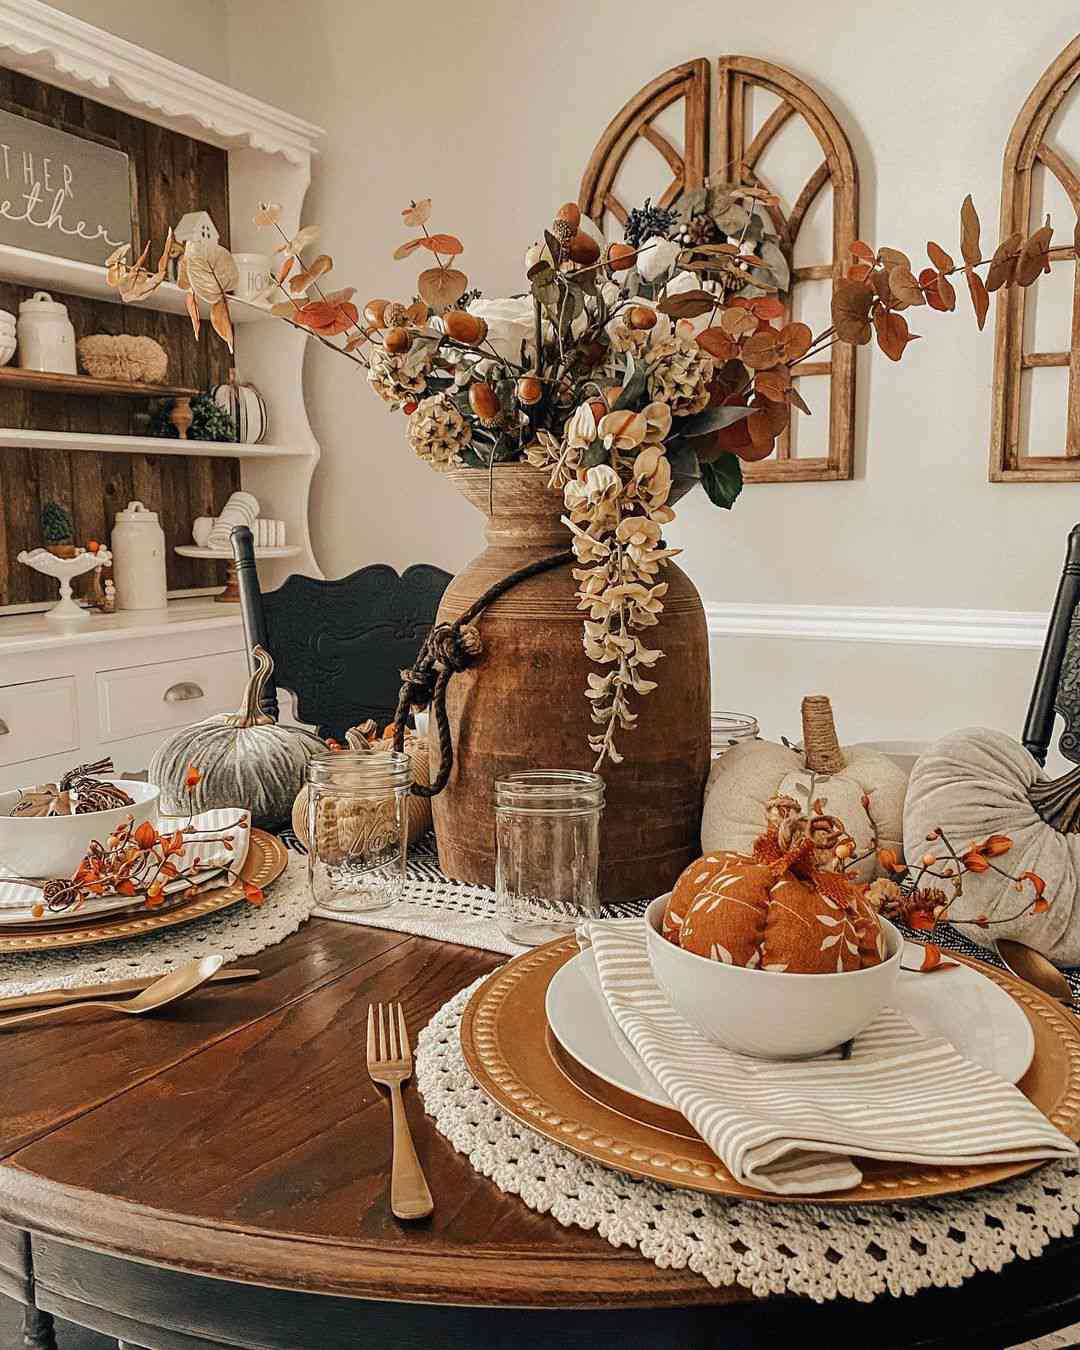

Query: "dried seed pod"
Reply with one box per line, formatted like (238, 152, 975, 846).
(555, 202, 582, 230)
(516, 376, 543, 405)
(382, 301, 408, 329)
(568, 232, 601, 266)
(383, 326, 411, 355)
(443, 310, 488, 346)
(551, 218, 575, 247)
(587, 398, 608, 423)
(627, 305, 658, 331)
(605, 242, 636, 273)
(364, 298, 392, 329)
(469, 381, 500, 424)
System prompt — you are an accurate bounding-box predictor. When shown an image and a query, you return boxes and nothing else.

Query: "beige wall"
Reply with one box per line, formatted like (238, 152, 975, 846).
(49, 0, 230, 82)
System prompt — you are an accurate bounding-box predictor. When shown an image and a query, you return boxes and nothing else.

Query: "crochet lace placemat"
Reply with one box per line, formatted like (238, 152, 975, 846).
(417, 975, 1080, 1304)
(0, 853, 315, 995)
(310, 839, 646, 955)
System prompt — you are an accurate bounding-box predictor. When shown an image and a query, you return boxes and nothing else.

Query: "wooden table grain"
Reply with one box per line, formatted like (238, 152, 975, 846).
(1, 916, 1080, 1350)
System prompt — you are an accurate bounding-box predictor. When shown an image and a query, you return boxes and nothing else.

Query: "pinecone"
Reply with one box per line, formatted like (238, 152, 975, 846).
(624, 198, 678, 249)
(407, 393, 472, 470)
(645, 336, 714, 416)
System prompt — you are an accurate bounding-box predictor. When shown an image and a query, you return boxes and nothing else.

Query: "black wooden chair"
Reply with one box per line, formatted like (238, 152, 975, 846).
(230, 526, 452, 741)
(1024, 523, 1080, 768)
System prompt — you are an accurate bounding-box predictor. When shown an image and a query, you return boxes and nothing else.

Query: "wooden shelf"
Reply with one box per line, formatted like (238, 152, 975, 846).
(0, 244, 273, 324)
(0, 428, 308, 459)
(0, 367, 197, 400)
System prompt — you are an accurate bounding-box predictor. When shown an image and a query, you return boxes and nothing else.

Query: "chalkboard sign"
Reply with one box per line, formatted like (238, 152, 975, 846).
(0, 106, 135, 266)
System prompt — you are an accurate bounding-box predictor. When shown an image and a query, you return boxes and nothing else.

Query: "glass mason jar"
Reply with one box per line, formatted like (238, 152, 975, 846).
(710, 711, 759, 759)
(307, 750, 411, 912)
(495, 770, 605, 946)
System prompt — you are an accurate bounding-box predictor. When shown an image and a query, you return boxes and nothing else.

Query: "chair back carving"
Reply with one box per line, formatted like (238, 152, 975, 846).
(231, 527, 451, 740)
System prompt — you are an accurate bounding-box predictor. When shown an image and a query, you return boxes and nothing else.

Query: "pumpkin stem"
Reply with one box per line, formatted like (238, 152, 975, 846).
(224, 645, 277, 728)
(801, 695, 845, 774)
(1029, 764, 1080, 832)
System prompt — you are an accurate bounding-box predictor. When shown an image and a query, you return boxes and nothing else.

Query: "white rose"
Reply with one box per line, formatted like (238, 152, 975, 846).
(467, 296, 536, 364)
(638, 236, 681, 283)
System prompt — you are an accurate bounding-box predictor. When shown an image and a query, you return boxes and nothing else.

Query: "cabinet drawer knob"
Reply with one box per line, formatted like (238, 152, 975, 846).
(164, 682, 205, 704)
(0, 718, 8, 736)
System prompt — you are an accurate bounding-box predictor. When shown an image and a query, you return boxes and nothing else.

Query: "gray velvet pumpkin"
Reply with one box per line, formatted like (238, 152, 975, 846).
(150, 646, 321, 827)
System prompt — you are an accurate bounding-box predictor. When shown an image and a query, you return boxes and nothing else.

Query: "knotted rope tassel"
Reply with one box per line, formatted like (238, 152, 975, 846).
(393, 549, 574, 798)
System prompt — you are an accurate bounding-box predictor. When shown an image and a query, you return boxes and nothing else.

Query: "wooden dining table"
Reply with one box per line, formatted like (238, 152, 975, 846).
(1, 914, 1080, 1350)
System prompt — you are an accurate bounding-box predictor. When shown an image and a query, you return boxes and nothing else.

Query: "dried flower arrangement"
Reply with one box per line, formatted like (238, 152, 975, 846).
(33, 765, 264, 918)
(107, 192, 1074, 767)
(761, 792, 1050, 972)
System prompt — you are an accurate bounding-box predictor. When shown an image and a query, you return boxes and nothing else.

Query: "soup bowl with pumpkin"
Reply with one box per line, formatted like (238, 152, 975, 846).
(646, 847, 903, 1059)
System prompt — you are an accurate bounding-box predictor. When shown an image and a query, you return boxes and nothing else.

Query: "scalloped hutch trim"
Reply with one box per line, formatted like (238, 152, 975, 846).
(0, 0, 324, 165)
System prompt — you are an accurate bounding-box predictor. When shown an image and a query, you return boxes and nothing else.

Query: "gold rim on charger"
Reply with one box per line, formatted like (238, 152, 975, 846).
(460, 935, 1080, 1205)
(0, 829, 289, 952)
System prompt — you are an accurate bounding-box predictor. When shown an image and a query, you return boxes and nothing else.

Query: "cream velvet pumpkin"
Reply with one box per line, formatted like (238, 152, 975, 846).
(701, 696, 909, 883)
(903, 727, 1080, 964)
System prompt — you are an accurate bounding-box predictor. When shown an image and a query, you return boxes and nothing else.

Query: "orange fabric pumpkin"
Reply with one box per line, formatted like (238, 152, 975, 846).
(666, 834, 887, 974)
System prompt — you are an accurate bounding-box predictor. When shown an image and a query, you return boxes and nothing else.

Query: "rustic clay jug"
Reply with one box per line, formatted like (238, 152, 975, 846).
(430, 464, 710, 901)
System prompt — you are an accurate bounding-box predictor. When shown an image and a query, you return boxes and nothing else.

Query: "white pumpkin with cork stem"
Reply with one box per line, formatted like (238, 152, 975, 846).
(700, 695, 910, 883)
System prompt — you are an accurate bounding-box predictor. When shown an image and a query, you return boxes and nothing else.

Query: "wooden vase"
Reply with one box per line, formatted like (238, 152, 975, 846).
(430, 465, 710, 901)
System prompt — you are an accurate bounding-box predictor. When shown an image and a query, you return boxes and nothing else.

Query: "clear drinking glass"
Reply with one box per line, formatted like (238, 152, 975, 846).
(307, 750, 411, 912)
(710, 711, 759, 759)
(495, 770, 605, 946)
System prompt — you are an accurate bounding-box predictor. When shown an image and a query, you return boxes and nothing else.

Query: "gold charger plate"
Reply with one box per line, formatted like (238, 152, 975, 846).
(0, 830, 289, 953)
(460, 936, 1080, 1205)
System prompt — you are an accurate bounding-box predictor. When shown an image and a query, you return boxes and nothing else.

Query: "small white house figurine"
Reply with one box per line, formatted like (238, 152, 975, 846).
(174, 211, 220, 246)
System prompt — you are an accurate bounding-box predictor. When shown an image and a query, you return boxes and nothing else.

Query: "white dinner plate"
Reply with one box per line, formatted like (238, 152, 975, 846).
(546, 940, 1036, 1108)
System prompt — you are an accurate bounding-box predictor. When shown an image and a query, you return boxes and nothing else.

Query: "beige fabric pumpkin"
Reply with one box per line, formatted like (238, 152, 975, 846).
(903, 727, 1080, 964)
(701, 696, 909, 883)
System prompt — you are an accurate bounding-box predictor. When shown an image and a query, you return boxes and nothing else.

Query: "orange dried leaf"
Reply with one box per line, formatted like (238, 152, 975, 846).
(878, 246, 911, 271)
(133, 820, 158, 850)
(778, 321, 812, 361)
(965, 267, 990, 330)
(985, 231, 1022, 292)
(401, 198, 432, 227)
(850, 239, 876, 262)
(927, 241, 954, 273)
(888, 266, 926, 307)
(962, 850, 990, 873)
(831, 278, 875, 344)
(919, 943, 958, 972)
(787, 386, 812, 415)
(981, 834, 1012, 857)
(1021, 870, 1047, 898)
(210, 299, 234, 352)
(740, 330, 783, 370)
(754, 368, 790, 401)
(185, 287, 201, 341)
(393, 238, 424, 260)
(960, 194, 981, 268)
(421, 233, 464, 257)
(1016, 219, 1053, 286)
(873, 307, 918, 362)
(847, 261, 873, 282)
(417, 266, 468, 311)
(920, 268, 950, 312)
(275, 254, 296, 286)
(243, 881, 265, 906)
(751, 296, 786, 320)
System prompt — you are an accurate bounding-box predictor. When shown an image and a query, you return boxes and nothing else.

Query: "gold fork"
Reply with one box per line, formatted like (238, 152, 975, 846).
(366, 1003, 434, 1220)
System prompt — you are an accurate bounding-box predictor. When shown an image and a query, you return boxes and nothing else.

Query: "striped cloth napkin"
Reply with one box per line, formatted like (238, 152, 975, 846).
(580, 918, 1078, 1196)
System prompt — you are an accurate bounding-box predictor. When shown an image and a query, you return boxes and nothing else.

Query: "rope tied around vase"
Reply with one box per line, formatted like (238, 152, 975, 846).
(393, 549, 574, 797)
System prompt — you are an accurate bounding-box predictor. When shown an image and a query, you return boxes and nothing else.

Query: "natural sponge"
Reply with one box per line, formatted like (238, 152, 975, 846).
(77, 334, 168, 384)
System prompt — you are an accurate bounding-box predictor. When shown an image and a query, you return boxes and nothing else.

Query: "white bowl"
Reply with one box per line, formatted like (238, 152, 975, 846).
(0, 779, 160, 879)
(644, 895, 903, 1059)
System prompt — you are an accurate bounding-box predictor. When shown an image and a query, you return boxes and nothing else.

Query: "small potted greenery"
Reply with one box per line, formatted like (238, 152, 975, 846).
(40, 501, 76, 558)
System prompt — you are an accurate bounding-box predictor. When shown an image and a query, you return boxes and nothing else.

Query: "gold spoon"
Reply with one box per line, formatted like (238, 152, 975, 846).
(0, 954, 226, 1031)
(994, 938, 1079, 1014)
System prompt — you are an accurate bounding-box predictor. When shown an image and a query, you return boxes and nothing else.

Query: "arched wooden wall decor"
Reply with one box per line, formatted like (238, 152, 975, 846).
(579, 56, 859, 483)
(991, 36, 1080, 482)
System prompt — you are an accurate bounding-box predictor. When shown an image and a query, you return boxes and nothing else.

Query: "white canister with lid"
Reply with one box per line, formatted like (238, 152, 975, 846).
(112, 501, 168, 611)
(17, 291, 76, 374)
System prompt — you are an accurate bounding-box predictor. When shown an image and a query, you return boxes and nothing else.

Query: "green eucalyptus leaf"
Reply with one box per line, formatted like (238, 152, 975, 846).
(581, 442, 608, 468)
(612, 366, 646, 410)
(700, 453, 744, 510)
(679, 404, 753, 437)
(666, 439, 702, 480)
